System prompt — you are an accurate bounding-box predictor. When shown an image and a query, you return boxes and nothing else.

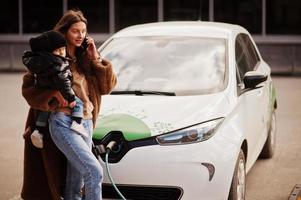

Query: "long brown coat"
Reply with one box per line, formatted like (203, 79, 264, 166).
(21, 58, 116, 200)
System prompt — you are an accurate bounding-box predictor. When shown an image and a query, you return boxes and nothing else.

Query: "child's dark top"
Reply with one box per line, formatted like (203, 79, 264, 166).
(22, 51, 76, 103)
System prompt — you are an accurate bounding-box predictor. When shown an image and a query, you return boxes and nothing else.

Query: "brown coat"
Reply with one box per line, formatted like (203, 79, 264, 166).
(21, 58, 116, 200)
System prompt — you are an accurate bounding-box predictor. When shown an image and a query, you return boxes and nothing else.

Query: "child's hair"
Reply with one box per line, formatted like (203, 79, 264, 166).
(29, 31, 66, 53)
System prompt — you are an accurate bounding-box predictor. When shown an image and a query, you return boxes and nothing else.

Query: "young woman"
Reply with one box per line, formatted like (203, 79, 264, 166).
(21, 9, 116, 200)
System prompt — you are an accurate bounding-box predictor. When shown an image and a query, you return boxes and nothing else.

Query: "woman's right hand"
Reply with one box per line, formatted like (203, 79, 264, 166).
(23, 72, 68, 111)
(48, 93, 69, 110)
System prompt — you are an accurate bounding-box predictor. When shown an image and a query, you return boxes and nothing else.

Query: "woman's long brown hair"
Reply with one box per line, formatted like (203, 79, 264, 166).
(53, 9, 89, 74)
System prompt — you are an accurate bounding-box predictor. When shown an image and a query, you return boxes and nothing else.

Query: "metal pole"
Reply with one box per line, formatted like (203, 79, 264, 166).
(209, 0, 214, 21)
(291, 45, 295, 74)
(158, 0, 163, 22)
(262, 0, 266, 36)
(9, 45, 14, 70)
(18, 0, 23, 35)
(63, 0, 67, 13)
(109, 0, 115, 33)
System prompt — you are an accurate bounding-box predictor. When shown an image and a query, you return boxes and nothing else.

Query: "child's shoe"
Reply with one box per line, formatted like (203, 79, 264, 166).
(30, 130, 44, 148)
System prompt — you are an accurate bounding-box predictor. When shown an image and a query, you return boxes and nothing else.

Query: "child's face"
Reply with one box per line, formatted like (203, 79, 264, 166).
(52, 47, 66, 57)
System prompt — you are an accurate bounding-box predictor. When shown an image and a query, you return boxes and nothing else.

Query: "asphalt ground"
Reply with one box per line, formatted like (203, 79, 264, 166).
(0, 73, 300, 200)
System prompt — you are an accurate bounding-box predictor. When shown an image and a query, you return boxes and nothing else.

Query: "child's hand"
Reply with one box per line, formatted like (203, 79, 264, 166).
(69, 101, 76, 108)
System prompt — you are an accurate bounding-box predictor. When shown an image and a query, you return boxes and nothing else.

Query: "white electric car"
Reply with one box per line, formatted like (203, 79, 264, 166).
(92, 22, 277, 200)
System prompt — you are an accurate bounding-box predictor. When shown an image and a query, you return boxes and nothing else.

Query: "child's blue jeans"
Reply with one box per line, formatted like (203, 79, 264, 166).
(36, 96, 83, 127)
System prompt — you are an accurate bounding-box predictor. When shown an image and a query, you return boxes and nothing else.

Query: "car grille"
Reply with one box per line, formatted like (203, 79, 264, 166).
(103, 184, 183, 200)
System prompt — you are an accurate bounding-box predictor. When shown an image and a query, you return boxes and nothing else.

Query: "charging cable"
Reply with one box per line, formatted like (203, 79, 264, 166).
(105, 141, 126, 200)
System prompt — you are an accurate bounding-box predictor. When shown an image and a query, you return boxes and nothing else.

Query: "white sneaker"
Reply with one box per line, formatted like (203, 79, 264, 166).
(31, 130, 44, 148)
(70, 121, 88, 138)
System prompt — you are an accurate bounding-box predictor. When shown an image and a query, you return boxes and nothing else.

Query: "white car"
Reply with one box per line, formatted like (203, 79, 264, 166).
(92, 22, 277, 200)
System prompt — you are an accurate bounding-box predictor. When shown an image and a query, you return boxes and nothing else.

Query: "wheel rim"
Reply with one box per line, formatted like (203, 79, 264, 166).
(236, 158, 246, 200)
(270, 112, 276, 152)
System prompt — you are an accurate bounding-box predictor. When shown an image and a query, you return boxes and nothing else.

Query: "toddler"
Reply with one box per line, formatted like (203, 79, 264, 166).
(22, 30, 87, 148)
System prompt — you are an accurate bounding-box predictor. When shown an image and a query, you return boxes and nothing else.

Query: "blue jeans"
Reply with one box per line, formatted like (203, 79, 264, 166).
(49, 112, 103, 200)
(36, 110, 50, 127)
(72, 96, 84, 119)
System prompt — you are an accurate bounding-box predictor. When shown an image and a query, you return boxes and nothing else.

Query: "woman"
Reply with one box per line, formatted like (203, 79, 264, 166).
(21, 10, 116, 200)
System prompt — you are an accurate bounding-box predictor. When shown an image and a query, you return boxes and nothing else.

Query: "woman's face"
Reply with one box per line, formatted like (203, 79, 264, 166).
(65, 21, 87, 48)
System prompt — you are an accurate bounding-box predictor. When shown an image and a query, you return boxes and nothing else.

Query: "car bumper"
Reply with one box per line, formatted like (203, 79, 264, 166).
(99, 140, 238, 200)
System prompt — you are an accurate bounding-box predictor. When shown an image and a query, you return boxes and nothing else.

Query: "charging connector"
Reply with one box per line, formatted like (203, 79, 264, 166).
(106, 141, 118, 153)
(105, 141, 126, 200)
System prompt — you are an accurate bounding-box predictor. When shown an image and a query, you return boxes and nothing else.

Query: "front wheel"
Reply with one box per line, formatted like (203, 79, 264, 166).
(228, 150, 246, 200)
(260, 110, 276, 158)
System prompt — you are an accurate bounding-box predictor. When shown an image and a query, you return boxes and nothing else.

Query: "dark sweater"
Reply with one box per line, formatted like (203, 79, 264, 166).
(22, 51, 75, 103)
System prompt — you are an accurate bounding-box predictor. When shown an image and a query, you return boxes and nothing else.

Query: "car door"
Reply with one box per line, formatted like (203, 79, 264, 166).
(235, 33, 267, 167)
(240, 33, 271, 129)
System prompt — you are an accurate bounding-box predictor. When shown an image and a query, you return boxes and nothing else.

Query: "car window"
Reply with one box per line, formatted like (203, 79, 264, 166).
(235, 35, 250, 80)
(240, 34, 260, 70)
(235, 33, 261, 81)
(100, 36, 227, 96)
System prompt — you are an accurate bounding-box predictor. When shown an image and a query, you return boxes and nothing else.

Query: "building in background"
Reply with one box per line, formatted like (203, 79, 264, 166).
(1, 0, 301, 74)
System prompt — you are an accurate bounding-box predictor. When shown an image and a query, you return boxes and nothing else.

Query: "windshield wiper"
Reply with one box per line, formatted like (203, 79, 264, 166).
(110, 90, 176, 96)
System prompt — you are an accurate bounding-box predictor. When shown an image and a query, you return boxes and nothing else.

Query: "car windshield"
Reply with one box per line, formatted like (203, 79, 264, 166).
(100, 36, 227, 96)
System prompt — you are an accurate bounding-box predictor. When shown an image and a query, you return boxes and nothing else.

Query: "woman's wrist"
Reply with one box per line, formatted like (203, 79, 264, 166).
(91, 55, 102, 62)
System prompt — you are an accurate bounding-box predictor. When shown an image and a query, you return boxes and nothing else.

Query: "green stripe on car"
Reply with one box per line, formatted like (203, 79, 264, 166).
(93, 113, 151, 141)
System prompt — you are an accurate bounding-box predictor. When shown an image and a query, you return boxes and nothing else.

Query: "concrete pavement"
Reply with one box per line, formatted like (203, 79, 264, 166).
(0, 73, 301, 200)
(246, 76, 301, 200)
(0, 73, 27, 200)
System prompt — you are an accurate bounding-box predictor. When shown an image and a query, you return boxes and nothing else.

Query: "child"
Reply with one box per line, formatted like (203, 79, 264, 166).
(22, 30, 87, 148)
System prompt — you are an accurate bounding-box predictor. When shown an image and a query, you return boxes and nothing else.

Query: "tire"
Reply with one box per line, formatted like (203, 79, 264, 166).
(228, 150, 246, 200)
(260, 110, 276, 158)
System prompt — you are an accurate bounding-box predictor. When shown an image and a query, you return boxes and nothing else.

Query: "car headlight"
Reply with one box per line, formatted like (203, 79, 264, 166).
(156, 118, 224, 145)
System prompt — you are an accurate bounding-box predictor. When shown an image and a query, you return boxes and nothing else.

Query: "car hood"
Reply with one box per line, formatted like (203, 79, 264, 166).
(93, 93, 230, 141)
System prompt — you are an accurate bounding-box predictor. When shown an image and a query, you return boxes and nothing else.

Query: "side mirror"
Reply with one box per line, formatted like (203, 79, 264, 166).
(243, 71, 267, 89)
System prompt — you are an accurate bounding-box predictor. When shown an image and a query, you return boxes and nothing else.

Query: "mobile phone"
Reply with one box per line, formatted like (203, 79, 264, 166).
(80, 37, 89, 50)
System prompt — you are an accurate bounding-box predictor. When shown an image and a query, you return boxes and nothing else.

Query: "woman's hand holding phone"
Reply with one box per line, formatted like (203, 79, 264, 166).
(84, 36, 101, 60)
